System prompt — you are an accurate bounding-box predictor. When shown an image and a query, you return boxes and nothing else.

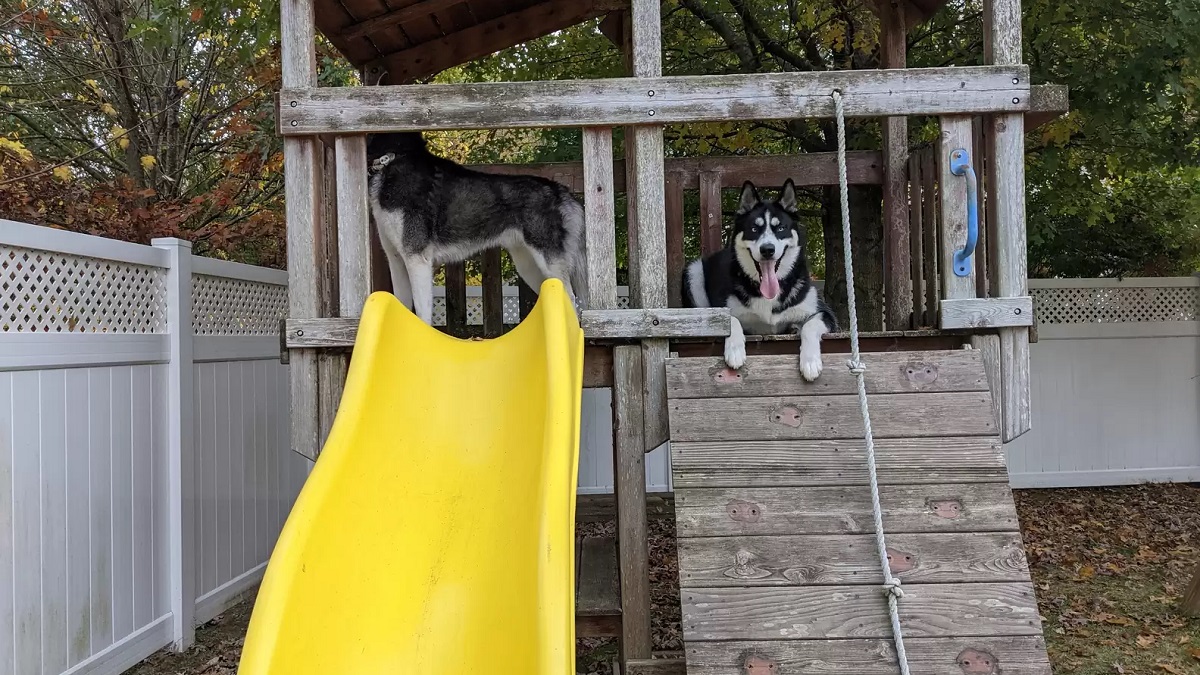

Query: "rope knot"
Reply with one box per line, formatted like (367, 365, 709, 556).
(847, 359, 866, 375)
(882, 578, 905, 599)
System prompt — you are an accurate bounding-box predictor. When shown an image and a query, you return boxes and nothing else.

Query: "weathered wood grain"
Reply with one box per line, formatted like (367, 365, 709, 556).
(317, 353, 345, 446)
(467, 151, 885, 192)
(379, 0, 616, 83)
(674, 483, 1019, 536)
(664, 350, 988, 399)
(577, 536, 621, 616)
(920, 149, 939, 322)
(1027, 83, 1069, 129)
(668, 391, 998, 442)
(938, 115, 976, 300)
(880, 0, 911, 331)
(908, 153, 926, 326)
(624, 658, 687, 675)
(682, 582, 1042, 641)
(584, 308, 730, 339)
(939, 297, 1033, 329)
(444, 261, 467, 334)
(335, 135, 371, 317)
(583, 127, 618, 310)
(277, 66, 1031, 135)
(343, 0, 476, 40)
(685, 635, 1051, 674)
(669, 437, 1007, 488)
(971, 334, 1004, 430)
(665, 171, 685, 308)
(678, 532, 1028, 586)
(613, 344, 652, 658)
(481, 248, 503, 337)
(698, 171, 723, 256)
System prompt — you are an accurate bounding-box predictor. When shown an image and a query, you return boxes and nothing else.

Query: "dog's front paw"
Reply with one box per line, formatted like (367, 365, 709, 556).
(724, 337, 747, 371)
(799, 350, 823, 381)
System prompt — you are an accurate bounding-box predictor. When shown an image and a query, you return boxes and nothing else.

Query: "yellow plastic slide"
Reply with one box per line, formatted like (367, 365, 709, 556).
(239, 279, 584, 675)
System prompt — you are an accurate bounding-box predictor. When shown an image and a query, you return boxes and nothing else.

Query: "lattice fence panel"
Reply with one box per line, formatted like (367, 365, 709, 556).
(1033, 285, 1199, 324)
(191, 274, 288, 336)
(1, 244, 167, 333)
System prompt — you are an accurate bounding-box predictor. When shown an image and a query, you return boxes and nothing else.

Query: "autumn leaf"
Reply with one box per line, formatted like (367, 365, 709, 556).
(1079, 565, 1096, 579)
(1136, 635, 1156, 647)
(140, 155, 157, 170)
(1156, 664, 1186, 674)
(176, 78, 191, 89)
(51, 166, 71, 181)
(1189, 648, 1200, 660)
(100, 103, 117, 116)
(190, 6, 203, 21)
(110, 125, 130, 150)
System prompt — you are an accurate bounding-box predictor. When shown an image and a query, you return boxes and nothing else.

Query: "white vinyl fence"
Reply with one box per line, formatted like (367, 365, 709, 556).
(1006, 277, 1200, 487)
(0, 220, 306, 675)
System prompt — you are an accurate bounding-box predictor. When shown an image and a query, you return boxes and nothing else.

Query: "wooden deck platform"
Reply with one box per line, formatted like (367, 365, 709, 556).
(577, 535, 622, 637)
(665, 349, 1052, 674)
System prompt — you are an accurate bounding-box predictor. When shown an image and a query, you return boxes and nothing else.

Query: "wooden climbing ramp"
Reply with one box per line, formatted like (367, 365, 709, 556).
(665, 349, 1052, 675)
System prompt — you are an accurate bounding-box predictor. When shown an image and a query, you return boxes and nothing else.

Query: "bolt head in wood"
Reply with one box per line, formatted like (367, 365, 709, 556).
(290, 100, 298, 107)
(290, 120, 298, 126)
(1012, 97, 1020, 104)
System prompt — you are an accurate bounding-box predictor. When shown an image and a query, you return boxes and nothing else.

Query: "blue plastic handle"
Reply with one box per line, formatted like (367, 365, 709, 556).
(950, 148, 978, 277)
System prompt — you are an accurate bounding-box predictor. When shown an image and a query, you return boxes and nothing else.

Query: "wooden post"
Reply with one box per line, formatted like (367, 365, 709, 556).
(317, 144, 343, 447)
(336, 135, 372, 317)
(986, 0, 1033, 441)
(482, 249, 504, 336)
(665, 171, 685, 308)
(938, 116, 976, 302)
(908, 153, 925, 326)
(612, 345, 651, 662)
(583, 127, 618, 310)
(153, 237, 195, 650)
(880, 0, 912, 330)
(921, 148, 939, 322)
(1182, 560, 1200, 616)
(624, 0, 669, 452)
(281, 0, 321, 461)
(445, 262, 467, 334)
(698, 171, 723, 256)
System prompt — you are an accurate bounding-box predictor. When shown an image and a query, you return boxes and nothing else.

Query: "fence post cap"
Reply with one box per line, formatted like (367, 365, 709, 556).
(151, 237, 193, 249)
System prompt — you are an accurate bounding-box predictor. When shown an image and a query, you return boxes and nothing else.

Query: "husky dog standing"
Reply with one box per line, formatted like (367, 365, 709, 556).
(366, 132, 588, 324)
(682, 179, 836, 381)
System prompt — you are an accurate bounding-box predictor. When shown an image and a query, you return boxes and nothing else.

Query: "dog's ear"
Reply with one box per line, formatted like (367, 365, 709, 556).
(778, 179, 798, 214)
(737, 181, 760, 214)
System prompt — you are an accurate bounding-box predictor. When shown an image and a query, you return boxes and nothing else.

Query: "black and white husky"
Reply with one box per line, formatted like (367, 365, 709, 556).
(682, 180, 837, 381)
(366, 132, 588, 323)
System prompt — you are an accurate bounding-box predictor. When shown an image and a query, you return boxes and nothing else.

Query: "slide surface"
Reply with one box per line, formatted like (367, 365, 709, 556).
(239, 280, 584, 675)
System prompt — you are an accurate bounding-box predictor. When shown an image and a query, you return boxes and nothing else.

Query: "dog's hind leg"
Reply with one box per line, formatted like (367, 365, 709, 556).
(382, 248, 413, 310)
(405, 256, 435, 325)
(507, 242, 549, 294)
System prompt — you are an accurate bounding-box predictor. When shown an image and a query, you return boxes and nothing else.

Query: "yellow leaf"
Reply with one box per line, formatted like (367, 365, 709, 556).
(140, 155, 157, 170)
(83, 79, 99, 91)
(1137, 635, 1156, 648)
(1157, 664, 1187, 674)
(0, 137, 33, 162)
(1078, 565, 1095, 579)
(51, 166, 72, 181)
(175, 78, 191, 89)
(100, 103, 117, 116)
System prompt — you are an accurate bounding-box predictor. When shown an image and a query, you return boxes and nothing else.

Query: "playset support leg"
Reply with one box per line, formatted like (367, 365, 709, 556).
(880, 0, 912, 330)
(612, 345, 652, 662)
(1182, 560, 1200, 616)
(985, 0, 1033, 441)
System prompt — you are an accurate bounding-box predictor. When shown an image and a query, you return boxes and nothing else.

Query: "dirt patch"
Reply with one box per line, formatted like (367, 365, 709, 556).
(127, 485, 1200, 674)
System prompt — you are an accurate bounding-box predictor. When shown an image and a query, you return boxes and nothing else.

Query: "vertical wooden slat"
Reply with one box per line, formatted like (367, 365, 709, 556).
(281, 0, 321, 462)
(336, 135, 371, 317)
(317, 144, 343, 449)
(938, 116, 976, 301)
(444, 262, 467, 335)
(880, 0, 911, 330)
(665, 171, 685, 308)
(612, 345, 651, 662)
(972, 116, 989, 299)
(482, 248, 504, 336)
(908, 153, 925, 326)
(698, 171, 723, 256)
(583, 127, 618, 310)
(986, 0, 1032, 441)
(921, 149, 940, 322)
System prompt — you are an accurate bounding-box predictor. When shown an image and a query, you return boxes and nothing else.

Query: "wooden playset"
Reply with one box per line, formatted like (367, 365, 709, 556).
(277, 0, 1069, 672)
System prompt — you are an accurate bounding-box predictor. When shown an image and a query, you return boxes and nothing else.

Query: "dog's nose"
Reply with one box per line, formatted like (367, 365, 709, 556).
(759, 243, 776, 259)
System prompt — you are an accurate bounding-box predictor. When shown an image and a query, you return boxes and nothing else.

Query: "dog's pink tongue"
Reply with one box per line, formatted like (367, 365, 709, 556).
(758, 261, 781, 299)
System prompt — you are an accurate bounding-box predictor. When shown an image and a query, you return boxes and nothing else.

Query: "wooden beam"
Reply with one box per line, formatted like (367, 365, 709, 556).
(920, 148, 939, 324)
(908, 153, 925, 326)
(343, 0, 469, 40)
(665, 171, 685, 307)
(880, 0, 912, 330)
(282, 0, 321, 461)
(599, 9, 625, 47)
(939, 297, 1033, 330)
(481, 249, 504, 337)
(938, 116, 977, 301)
(1027, 83, 1069, 129)
(624, 658, 686, 675)
(1182, 560, 1200, 616)
(470, 151, 885, 189)
(317, 145, 342, 448)
(698, 171, 723, 256)
(613, 345, 651, 662)
(379, 0, 617, 83)
(986, 0, 1033, 442)
(869, 0, 945, 29)
(335, 136, 371, 317)
(583, 127, 618, 309)
(277, 66, 1031, 135)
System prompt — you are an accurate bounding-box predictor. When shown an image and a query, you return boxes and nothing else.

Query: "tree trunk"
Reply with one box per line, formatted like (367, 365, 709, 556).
(822, 184, 885, 332)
